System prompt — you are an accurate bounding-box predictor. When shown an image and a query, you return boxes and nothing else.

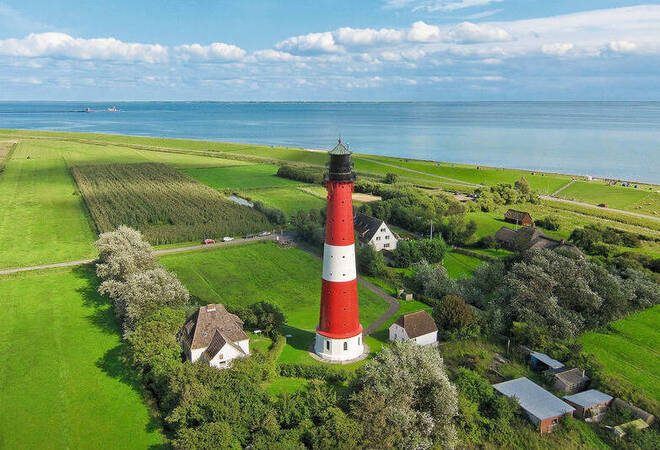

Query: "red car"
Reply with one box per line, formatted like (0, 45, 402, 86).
(202, 239, 216, 244)
(598, 203, 608, 208)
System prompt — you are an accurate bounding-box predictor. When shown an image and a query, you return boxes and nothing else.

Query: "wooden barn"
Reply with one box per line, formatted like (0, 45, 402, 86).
(504, 209, 533, 226)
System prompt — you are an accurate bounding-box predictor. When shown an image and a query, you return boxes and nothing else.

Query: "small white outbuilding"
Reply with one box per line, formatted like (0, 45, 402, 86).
(389, 310, 438, 346)
(180, 304, 250, 369)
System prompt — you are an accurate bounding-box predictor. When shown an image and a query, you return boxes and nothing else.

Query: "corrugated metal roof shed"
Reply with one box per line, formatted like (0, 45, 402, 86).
(563, 389, 612, 407)
(493, 377, 575, 420)
(531, 351, 565, 369)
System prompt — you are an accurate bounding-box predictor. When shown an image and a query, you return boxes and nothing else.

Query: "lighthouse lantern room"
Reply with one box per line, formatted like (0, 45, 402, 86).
(314, 139, 364, 361)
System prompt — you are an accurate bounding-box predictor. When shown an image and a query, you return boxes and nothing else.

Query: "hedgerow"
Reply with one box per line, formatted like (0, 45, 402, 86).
(72, 162, 272, 244)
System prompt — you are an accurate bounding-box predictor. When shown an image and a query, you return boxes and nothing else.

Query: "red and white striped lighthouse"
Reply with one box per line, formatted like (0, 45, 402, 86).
(314, 139, 364, 361)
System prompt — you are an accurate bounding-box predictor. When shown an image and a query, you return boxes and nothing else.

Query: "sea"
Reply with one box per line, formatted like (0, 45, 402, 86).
(1, 101, 658, 184)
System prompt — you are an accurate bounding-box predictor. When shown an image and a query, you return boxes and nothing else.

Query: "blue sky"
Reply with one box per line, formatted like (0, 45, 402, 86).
(1, 1, 659, 100)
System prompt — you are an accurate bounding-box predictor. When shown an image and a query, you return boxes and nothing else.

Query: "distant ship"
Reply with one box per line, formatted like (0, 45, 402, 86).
(82, 106, 121, 112)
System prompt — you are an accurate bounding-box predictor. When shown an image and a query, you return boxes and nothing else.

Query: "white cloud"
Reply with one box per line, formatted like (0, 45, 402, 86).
(606, 41, 638, 54)
(275, 32, 342, 54)
(334, 27, 404, 46)
(175, 42, 245, 61)
(407, 21, 442, 42)
(0, 32, 168, 62)
(447, 22, 511, 43)
(250, 49, 298, 61)
(541, 43, 575, 56)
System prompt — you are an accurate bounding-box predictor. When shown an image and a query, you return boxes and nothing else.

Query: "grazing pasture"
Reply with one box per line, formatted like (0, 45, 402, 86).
(0, 141, 97, 270)
(184, 164, 302, 190)
(558, 180, 660, 216)
(580, 305, 660, 402)
(443, 251, 484, 278)
(72, 162, 271, 244)
(0, 267, 163, 448)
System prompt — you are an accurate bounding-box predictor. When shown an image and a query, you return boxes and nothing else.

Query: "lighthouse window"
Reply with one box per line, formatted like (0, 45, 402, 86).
(358, 337, 361, 345)
(326, 341, 330, 351)
(343, 342, 348, 351)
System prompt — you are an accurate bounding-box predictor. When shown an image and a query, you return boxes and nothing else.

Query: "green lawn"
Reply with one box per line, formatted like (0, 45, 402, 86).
(443, 251, 484, 278)
(183, 164, 303, 190)
(0, 267, 163, 449)
(580, 305, 660, 402)
(242, 187, 326, 215)
(0, 141, 98, 269)
(558, 180, 660, 217)
(160, 242, 389, 366)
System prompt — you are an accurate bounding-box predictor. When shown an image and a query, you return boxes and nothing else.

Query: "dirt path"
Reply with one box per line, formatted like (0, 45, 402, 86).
(0, 235, 278, 275)
(541, 196, 660, 222)
(551, 178, 576, 196)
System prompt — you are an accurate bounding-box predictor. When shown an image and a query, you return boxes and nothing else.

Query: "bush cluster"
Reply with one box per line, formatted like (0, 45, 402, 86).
(392, 238, 448, 267)
(278, 363, 348, 383)
(474, 178, 540, 212)
(535, 215, 561, 231)
(253, 200, 287, 225)
(276, 165, 325, 184)
(227, 301, 286, 338)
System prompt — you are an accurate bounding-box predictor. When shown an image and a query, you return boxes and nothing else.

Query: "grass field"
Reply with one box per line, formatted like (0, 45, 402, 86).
(73, 162, 271, 244)
(558, 180, 660, 216)
(580, 305, 660, 402)
(0, 141, 97, 270)
(0, 267, 163, 449)
(243, 187, 326, 215)
(183, 164, 302, 190)
(443, 251, 484, 278)
(160, 240, 388, 330)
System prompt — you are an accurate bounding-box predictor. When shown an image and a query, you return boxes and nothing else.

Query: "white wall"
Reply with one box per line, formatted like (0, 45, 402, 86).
(389, 323, 408, 341)
(369, 224, 398, 251)
(315, 333, 363, 361)
(388, 324, 437, 346)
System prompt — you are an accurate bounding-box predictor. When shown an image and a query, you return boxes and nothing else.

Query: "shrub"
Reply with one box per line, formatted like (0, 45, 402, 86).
(536, 216, 561, 231)
(356, 244, 387, 276)
(95, 225, 157, 281)
(230, 301, 286, 337)
(384, 172, 399, 184)
(278, 363, 348, 383)
(433, 294, 477, 335)
(276, 165, 324, 184)
(393, 238, 448, 267)
(253, 200, 287, 225)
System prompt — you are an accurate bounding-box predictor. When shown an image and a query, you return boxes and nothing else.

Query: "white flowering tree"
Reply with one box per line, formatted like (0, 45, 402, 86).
(351, 341, 459, 450)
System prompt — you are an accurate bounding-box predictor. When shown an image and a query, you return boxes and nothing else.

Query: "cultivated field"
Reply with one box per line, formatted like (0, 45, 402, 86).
(580, 305, 660, 402)
(72, 162, 271, 244)
(0, 141, 97, 270)
(0, 268, 163, 448)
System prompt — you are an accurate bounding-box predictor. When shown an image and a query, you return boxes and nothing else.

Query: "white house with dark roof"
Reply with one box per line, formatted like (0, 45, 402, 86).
(180, 304, 250, 369)
(354, 213, 398, 251)
(389, 310, 438, 346)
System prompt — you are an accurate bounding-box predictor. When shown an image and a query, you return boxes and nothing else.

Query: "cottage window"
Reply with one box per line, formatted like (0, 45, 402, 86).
(375, 236, 381, 241)
(551, 418, 559, 424)
(385, 235, 389, 239)
(384, 243, 390, 248)
(380, 228, 385, 232)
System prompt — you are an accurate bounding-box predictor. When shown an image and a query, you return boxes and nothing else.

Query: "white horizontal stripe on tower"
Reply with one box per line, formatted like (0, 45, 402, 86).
(322, 243, 357, 282)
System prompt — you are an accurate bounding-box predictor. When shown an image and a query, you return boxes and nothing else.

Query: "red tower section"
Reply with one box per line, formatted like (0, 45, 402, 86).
(316, 139, 363, 344)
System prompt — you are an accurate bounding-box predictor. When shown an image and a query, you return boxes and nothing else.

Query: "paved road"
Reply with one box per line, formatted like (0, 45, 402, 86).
(0, 234, 278, 275)
(541, 195, 660, 222)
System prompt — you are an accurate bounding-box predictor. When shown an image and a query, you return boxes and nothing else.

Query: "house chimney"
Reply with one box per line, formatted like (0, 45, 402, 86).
(314, 139, 363, 362)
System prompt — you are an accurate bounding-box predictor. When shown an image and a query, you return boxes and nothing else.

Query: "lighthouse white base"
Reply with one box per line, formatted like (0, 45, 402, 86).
(314, 333, 364, 362)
